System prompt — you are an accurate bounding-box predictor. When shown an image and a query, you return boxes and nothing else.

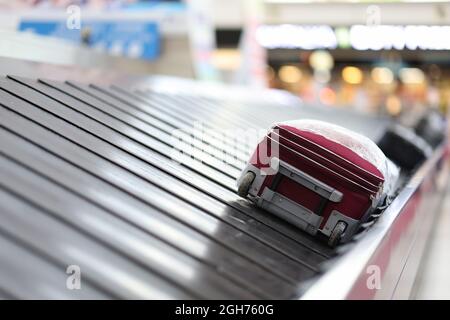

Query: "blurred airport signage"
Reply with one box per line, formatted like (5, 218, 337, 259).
(257, 24, 450, 51)
(19, 20, 160, 60)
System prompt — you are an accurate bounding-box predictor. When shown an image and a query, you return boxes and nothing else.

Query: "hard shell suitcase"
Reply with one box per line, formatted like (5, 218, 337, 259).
(378, 125, 432, 172)
(237, 120, 389, 247)
(415, 110, 446, 148)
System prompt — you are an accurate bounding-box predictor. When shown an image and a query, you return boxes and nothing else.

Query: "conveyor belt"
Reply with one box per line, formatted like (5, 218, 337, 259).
(0, 74, 390, 299)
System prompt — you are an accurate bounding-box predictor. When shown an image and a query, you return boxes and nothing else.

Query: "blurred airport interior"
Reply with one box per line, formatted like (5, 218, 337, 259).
(0, 0, 450, 300)
(1, 0, 449, 119)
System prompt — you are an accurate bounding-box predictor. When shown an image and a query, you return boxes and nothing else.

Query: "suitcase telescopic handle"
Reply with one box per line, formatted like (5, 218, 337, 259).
(273, 159, 343, 203)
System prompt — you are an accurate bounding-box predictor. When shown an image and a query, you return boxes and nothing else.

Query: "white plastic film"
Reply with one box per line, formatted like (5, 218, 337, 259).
(279, 119, 399, 195)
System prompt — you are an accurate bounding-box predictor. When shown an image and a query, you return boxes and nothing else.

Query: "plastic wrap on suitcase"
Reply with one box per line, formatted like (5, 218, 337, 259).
(237, 120, 398, 247)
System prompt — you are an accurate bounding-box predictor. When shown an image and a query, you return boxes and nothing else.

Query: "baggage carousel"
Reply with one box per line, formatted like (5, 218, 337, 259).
(0, 57, 448, 299)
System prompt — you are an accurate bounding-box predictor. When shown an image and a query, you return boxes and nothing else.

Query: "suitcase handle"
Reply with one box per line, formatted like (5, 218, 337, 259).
(272, 158, 343, 203)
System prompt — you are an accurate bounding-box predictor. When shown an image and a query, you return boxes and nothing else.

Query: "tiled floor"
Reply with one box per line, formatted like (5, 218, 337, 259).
(413, 185, 450, 299)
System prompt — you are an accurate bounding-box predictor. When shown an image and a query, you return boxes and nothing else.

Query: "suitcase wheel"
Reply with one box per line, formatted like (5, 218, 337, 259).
(237, 171, 256, 198)
(328, 221, 347, 248)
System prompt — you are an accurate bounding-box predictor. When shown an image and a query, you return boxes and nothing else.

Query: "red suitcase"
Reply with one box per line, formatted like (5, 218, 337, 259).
(237, 120, 390, 247)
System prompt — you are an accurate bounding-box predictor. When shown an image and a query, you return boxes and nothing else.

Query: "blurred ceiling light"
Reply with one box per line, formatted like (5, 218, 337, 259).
(404, 25, 450, 50)
(342, 66, 363, 85)
(278, 65, 303, 83)
(350, 25, 450, 51)
(211, 49, 241, 71)
(371, 67, 394, 84)
(350, 25, 404, 51)
(256, 25, 337, 49)
(386, 95, 402, 116)
(309, 50, 334, 71)
(399, 68, 425, 84)
(256, 24, 450, 50)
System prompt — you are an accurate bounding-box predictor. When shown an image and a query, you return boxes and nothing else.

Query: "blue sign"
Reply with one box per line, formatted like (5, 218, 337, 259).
(19, 20, 160, 60)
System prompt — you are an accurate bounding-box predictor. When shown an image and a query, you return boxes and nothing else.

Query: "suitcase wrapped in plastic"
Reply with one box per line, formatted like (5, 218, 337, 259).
(378, 124, 433, 172)
(414, 110, 447, 148)
(237, 120, 399, 247)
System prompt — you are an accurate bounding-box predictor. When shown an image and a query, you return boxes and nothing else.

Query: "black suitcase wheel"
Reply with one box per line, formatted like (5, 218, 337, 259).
(328, 221, 347, 248)
(237, 171, 256, 198)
